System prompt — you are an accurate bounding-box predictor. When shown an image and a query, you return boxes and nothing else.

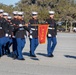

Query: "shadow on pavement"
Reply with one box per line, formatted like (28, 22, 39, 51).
(23, 52, 30, 57)
(23, 52, 39, 60)
(30, 57, 39, 61)
(64, 55, 76, 59)
(37, 53, 47, 57)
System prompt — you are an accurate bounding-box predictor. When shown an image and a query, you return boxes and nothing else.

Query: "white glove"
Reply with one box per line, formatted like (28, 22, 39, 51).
(9, 35, 11, 37)
(30, 30, 32, 34)
(5, 33, 8, 37)
(19, 24, 23, 27)
(24, 35, 26, 38)
(30, 35, 33, 39)
(56, 35, 57, 38)
(48, 34, 52, 37)
(12, 36, 15, 38)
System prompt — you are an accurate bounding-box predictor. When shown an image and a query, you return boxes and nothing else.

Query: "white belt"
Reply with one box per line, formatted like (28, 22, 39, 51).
(19, 28, 24, 30)
(31, 28, 37, 30)
(0, 27, 2, 29)
(48, 27, 55, 30)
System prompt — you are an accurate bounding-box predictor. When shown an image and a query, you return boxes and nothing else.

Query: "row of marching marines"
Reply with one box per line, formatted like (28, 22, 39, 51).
(0, 9, 57, 60)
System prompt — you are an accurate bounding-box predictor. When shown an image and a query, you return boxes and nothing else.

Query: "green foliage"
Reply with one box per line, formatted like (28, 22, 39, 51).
(0, 0, 76, 22)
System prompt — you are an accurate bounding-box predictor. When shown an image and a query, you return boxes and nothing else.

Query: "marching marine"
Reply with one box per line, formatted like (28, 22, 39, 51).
(46, 11, 57, 57)
(29, 11, 39, 57)
(0, 9, 9, 57)
(13, 11, 29, 60)
(11, 11, 19, 59)
(2, 12, 12, 54)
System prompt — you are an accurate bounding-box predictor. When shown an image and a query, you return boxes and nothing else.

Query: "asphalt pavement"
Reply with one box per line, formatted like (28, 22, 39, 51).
(0, 32, 76, 75)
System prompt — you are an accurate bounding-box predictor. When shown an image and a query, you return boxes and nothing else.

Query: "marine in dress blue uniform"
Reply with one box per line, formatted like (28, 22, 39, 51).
(2, 12, 12, 55)
(14, 11, 29, 60)
(11, 11, 19, 59)
(46, 11, 57, 57)
(29, 12, 39, 57)
(7, 16, 13, 49)
(0, 9, 8, 57)
(4, 16, 13, 54)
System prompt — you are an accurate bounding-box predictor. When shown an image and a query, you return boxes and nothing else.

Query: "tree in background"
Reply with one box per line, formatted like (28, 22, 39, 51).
(0, 0, 76, 22)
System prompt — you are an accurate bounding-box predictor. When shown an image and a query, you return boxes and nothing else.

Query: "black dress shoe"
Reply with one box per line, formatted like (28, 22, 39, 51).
(18, 58, 25, 60)
(29, 51, 36, 57)
(30, 51, 32, 55)
(7, 51, 11, 55)
(48, 54, 54, 57)
(13, 54, 17, 59)
(0, 55, 1, 58)
(30, 55, 36, 57)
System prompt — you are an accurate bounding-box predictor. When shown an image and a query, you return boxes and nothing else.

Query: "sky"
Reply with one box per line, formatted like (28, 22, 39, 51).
(0, 0, 76, 5)
(0, 0, 20, 5)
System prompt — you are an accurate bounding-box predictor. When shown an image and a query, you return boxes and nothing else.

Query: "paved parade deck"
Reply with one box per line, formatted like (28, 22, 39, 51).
(0, 33, 76, 75)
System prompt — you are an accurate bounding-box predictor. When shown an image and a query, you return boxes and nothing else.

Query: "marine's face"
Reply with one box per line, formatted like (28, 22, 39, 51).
(0, 13, 3, 17)
(49, 14, 54, 19)
(3, 15, 8, 19)
(14, 15, 18, 19)
(32, 15, 38, 19)
(18, 15, 23, 20)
